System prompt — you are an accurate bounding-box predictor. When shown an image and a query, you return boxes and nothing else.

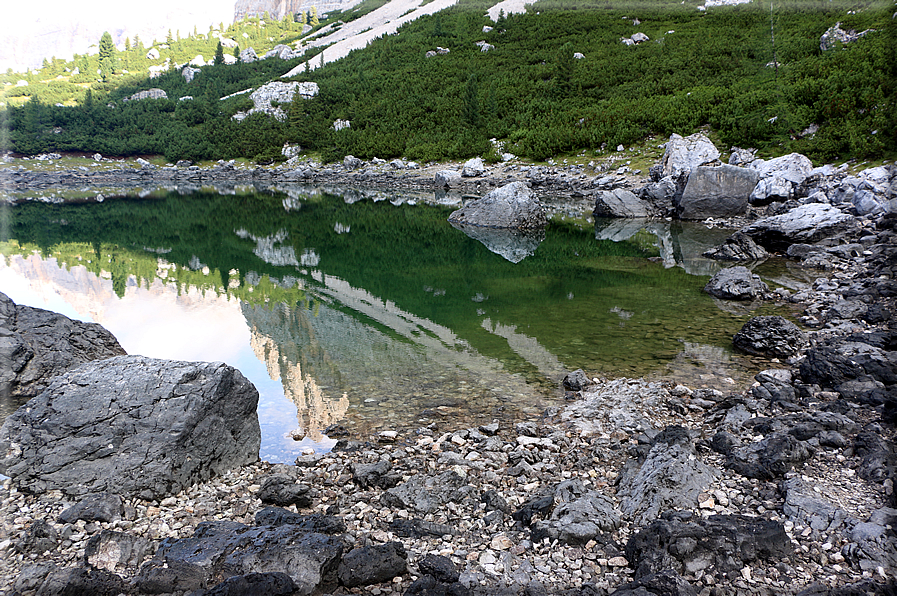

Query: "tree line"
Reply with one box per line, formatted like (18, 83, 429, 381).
(5, 0, 895, 164)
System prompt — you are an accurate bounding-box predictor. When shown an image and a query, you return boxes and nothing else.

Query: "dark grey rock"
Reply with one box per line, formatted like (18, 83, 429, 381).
(703, 266, 769, 300)
(15, 519, 58, 555)
(563, 369, 591, 391)
(593, 188, 654, 218)
(134, 558, 209, 593)
(625, 513, 791, 579)
(389, 518, 457, 538)
(702, 231, 770, 261)
(58, 493, 123, 524)
(338, 542, 407, 587)
(0, 356, 261, 499)
(155, 520, 343, 595)
(741, 203, 856, 252)
(257, 475, 313, 507)
(783, 476, 851, 533)
(727, 432, 814, 479)
(482, 489, 511, 514)
(677, 164, 759, 219)
(198, 572, 297, 596)
(12, 563, 57, 595)
(17, 564, 129, 596)
(382, 471, 467, 513)
(531, 479, 621, 545)
(0, 291, 126, 400)
(447, 182, 546, 229)
(733, 316, 807, 358)
(797, 579, 897, 596)
(254, 507, 346, 534)
(617, 426, 718, 525)
(610, 570, 698, 596)
(418, 554, 460, 583)
(84, 530, 153, 573)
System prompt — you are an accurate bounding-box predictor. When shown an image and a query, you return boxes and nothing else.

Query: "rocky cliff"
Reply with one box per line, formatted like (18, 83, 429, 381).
(233, 0, 365, 21)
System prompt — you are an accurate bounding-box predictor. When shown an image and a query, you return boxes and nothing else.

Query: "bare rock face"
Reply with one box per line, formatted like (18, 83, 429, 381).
(678, 164, 759, 219)
(0, 292, 126, 401)
(447, 182, 546, 229)
(0, 355, 261, 499)
(661, 133, 720, 178)
(593, 188, 654, 218)
(123, 88, 168, 102)
(742, 204, 856, 252)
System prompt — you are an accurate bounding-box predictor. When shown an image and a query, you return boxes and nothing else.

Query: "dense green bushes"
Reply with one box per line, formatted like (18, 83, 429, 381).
(5, 0, 895, 164)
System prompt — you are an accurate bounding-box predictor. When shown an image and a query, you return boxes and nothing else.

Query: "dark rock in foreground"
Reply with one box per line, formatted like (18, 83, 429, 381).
(0, 355, 261, 499)
(0, 291, 126, 400)
(154, 520, 343, 595)
(625, 513, 791, 579)
(338, 542, 407, 587)
(448, 182, 546, 229)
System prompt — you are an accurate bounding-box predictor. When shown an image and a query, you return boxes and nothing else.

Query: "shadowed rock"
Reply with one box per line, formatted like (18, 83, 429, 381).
(0, 356, 261, 499)
(448, 182, 546, 229)
(0, 291, 126, 401)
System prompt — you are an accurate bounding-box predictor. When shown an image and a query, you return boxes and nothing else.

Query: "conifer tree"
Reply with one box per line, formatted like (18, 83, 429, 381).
(463, 73, 481, 128)
(214, 41, 224, 66)
(98, 31, 116, 81)
(310, 7, 319, 26)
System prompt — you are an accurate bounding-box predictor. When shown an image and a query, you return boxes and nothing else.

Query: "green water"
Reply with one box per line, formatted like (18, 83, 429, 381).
(1, 188, 800, 458)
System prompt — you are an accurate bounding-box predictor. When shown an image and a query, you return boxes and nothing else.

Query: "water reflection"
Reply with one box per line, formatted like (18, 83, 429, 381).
(451, 223, 545, 263)
(1, 188, 809, 463)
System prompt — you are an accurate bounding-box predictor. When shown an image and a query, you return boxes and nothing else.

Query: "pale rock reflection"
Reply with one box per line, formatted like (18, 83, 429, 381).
(248, 311, 348, 443)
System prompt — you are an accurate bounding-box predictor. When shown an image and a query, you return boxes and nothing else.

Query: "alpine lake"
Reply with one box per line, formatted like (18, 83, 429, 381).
(0, 184, 816, 463)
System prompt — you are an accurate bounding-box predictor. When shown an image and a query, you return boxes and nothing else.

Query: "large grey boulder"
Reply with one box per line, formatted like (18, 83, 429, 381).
(749, 153, 814, 204)
(0, 356, 261, 498)
(0, 292, 126, 400)
(733, 316, 807, 359)
(447, 182, 546, 229)
(239, 47, 258, 63)
(703, 266, 769, 300)
(593, 188, 654, 218)
(435, 170, 462, 188)
(741, 203, 855, 252)
(617, 426, 718, 525)
(661, 133, 720, 178)
(461, 157, 486, 177)
(678, 164, 760, 219)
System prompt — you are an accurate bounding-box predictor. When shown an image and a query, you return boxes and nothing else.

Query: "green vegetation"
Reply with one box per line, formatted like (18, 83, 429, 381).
(3, 0, 895, 164)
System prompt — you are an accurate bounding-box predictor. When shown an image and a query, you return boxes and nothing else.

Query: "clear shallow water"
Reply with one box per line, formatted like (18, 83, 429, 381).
(0, 187, 808, 462)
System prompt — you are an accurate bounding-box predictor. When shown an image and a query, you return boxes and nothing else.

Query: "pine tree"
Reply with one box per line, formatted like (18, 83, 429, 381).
(124, 37, 131, 51)
(166, 30, 173, 45)
(298, 11, 307, 26)
(98, 31, 116, 81)
(310, 7, 319, 26)
(214, 41, 224, 66)
(133, 34, 142, 50)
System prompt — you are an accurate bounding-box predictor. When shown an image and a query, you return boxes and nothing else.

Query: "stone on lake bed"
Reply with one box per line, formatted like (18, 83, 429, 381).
(0, 355, 261, 499)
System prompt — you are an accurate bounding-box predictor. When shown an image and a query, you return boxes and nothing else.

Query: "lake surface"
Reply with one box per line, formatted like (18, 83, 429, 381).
(0, 186, 813, 462)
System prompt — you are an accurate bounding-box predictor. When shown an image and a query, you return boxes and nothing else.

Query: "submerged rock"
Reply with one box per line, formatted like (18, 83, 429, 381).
(702, 231, 769, 261)
(0, 355, 261, 499)
(733, 315, 808, 358)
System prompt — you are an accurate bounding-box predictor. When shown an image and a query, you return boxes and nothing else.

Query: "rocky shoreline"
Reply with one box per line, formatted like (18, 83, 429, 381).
(0, 139, 895, 596)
